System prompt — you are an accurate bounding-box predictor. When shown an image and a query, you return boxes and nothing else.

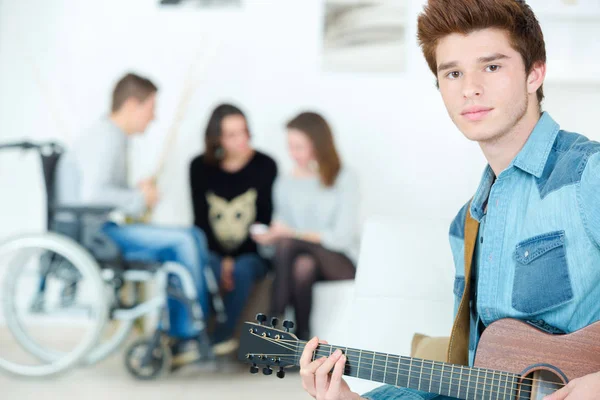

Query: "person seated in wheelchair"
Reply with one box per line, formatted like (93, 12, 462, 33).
(55, 72, 215, 365)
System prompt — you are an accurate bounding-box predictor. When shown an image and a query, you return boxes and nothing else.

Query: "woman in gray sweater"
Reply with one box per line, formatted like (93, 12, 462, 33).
(252, 112, 360, 340)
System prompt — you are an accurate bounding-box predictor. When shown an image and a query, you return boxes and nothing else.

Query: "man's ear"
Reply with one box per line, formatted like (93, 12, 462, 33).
(527, 61, 546, 95)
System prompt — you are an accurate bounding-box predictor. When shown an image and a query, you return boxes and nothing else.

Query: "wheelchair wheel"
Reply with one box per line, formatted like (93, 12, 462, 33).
(124, 337, 172, 380)
(0, 233, 109, 377)
(83, 285, 141, 365)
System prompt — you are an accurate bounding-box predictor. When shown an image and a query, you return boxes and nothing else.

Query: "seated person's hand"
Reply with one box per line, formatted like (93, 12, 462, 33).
(138, 178, 159, 208)
(251, 221, 294, 245)
(270, 221, 294, 238)
(250, 224, 277, 245)
(300, 337, 362, 400)
(220, 257, 235, 292)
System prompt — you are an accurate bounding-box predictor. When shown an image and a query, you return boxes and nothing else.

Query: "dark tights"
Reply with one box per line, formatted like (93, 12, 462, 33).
(270, 238, 355, 339)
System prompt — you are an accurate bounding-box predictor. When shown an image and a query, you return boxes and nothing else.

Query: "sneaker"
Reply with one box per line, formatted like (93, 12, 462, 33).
(171, 339, 200, 367)
(212, 338, 239, 356)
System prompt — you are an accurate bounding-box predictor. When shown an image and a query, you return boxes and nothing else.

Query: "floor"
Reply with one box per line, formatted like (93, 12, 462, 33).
(0, 327, 310, 400)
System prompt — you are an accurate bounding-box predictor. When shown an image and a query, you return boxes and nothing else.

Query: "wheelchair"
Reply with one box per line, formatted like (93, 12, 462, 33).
(0, 141, 226, 379)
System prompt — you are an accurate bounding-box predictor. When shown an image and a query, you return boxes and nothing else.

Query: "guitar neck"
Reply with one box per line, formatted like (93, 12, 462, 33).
(301, 343, 520, 400)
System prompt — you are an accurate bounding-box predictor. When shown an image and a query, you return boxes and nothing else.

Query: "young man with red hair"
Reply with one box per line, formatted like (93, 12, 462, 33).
(299, 0, 600, 399)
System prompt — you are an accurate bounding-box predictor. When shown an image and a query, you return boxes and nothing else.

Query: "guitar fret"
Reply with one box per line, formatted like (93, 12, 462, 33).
(476, 368, 481, 399)
(406, 357, 411, 388)
(357, 349, 362, 377)
(448, 364, 461, 397)
(465, 366, 470, 399)
(457, 365, 471, 399)
(494, 371, 500, 400)
(428, 361, 433, 393)
(418, 359, 424, 391)
(432, 364, 444, 393)
(490, 370, 495, 400)
(383, 354, 388, 383)
(488, 372, 496, 400)
(496, 371, 502, 400)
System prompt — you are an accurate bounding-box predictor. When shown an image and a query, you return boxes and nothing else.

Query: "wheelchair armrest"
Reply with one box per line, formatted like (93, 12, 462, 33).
(50, 205, 124, 266)
(53, 205, 115, 217)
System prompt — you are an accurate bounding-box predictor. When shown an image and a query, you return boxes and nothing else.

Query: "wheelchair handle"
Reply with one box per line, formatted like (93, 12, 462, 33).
(0, 140, 61, 152)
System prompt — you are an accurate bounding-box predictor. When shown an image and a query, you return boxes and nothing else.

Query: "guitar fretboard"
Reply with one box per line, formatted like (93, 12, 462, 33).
(303, 343, 520, 400)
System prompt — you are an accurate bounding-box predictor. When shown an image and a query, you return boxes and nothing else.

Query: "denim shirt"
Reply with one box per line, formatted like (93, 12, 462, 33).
(363, 112, 600, 400)
(449, 112, 600, 366)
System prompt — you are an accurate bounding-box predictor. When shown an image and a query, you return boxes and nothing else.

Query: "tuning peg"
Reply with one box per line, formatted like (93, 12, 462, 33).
(283, 320, 295, 332)
(277, 367, 286, 379)
(256, 313, 267, 325)
(263, 366, 273, 376)
(250, 364, 259, 374)
(270, 317, 279, 328)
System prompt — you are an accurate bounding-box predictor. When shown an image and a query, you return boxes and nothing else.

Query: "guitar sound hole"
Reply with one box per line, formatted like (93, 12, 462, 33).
(519, 369, 564, 400)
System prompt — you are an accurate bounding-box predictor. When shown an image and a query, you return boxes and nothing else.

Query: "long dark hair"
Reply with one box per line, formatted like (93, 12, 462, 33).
(286, 112, 341, 187)
(204, 103, 248, 165)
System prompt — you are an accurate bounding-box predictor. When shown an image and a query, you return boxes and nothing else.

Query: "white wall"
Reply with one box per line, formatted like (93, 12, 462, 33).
(0, 0, 599, 242)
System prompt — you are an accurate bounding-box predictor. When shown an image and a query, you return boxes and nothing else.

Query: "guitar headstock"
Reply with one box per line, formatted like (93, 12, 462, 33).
(238, 314, 301, 379)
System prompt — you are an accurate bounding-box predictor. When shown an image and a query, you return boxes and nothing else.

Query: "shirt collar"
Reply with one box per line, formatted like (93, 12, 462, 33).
(512, 112, 560, 178)
(469, 112, 560, 221)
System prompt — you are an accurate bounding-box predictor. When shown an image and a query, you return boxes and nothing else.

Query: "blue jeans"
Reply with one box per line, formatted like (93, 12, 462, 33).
(102, 222, 210, 339)
(206, 252, 268, 343)
(363, 386, 458, 400)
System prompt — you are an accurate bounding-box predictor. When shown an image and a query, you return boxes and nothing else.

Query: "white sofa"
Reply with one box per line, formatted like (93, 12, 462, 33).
(310, 216, 456, 395)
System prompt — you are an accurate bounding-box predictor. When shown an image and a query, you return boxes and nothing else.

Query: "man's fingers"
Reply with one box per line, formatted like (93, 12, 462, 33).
(328, 354, 347, 394)
(315, 349, 343, 396)
(300, 337, 320, 368)
(300, 357, 327, 397)
(543, 384, 570, 400)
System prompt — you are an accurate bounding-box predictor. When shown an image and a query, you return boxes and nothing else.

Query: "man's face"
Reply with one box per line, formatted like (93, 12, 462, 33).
(435, 28, 536, 144)
(130, 93, 156, 134)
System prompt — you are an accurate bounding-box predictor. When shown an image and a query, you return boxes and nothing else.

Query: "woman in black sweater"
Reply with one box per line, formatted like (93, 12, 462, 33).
(189, 104, 276, 351)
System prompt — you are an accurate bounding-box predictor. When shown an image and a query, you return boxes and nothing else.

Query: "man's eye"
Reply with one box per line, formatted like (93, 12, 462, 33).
(447, 71, 461, 79)
(486, 65, 501, 72)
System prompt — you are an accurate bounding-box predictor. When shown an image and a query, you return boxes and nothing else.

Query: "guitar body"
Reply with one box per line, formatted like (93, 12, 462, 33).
(475, 319, 600, 399)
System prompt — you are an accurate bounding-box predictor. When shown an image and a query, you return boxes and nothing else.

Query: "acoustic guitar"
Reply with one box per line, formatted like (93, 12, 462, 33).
(239, 314, 600, 399)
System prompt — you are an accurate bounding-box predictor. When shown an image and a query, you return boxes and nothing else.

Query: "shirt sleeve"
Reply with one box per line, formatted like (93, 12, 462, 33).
(79, 134, 145, 217)
(255, 157, 277, 225)
(189, 157, 210, 230)
(272, 176, 287, 224)
(320, 169, 360, 253)
(579, 151, 600, 247)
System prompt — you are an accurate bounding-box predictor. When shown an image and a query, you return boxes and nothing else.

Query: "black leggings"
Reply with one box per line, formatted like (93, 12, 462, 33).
(270, 238, 355, 339)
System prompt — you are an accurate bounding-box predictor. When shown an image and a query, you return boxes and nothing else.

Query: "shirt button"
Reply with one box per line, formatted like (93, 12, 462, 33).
(524, 251, 529, 257)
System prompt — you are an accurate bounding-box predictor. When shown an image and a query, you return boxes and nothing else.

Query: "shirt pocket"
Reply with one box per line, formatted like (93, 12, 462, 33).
(512, 230, 573, 314)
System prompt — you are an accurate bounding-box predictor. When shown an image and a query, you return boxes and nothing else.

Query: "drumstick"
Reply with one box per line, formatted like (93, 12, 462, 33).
(153, 38, 221, 180)
(139, 39, 221, 223)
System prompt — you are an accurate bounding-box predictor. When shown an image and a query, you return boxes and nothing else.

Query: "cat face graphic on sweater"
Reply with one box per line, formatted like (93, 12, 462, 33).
(206, 189, 257, 251)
